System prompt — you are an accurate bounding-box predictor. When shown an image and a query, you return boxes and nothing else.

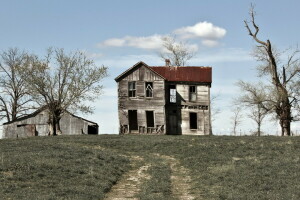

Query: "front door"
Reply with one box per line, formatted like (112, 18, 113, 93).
(128, 110, 138, 133)
(169, 114, 177, 134)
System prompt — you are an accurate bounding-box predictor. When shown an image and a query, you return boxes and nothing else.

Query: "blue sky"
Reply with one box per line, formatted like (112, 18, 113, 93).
(1, 0, 300, 135)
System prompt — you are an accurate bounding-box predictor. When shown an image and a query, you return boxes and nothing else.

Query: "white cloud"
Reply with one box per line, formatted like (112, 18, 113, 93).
(101, 38, 126, 47)
(125, 35, 164, 50)
(99, 35, 165, 50)
(174, 21, 226, 40)
(98, 21, 226, 49)
(201, 39, 219, 47)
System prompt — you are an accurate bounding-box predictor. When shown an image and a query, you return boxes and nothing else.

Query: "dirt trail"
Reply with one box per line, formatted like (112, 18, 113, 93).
(157, 154, 196, 200)
(104, 156, 150, 200)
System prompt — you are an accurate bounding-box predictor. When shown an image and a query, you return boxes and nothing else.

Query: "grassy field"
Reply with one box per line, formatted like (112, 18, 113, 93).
(0, 135, 299, 199)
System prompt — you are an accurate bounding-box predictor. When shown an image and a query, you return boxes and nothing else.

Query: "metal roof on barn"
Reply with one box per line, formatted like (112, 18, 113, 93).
(149, 66, 212, 83)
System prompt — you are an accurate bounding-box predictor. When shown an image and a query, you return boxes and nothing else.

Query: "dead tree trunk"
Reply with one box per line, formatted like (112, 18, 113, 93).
(244, 8, 291, 136)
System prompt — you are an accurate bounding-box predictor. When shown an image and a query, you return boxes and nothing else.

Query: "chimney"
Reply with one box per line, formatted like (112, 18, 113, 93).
(165, 59, 170, 67)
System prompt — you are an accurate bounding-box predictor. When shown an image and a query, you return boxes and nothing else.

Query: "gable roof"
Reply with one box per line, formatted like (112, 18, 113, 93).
(114, 61, 166, 82)
(149, 66, 212, 83)
(115, 61, 212, 83)
(3, 106, 98, 126)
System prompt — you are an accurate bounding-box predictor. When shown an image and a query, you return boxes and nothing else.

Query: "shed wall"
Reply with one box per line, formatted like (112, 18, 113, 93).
(3, 111, 97, 138)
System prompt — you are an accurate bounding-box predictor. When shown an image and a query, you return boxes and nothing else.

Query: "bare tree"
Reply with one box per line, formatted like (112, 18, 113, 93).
(0, 48, 33, 122)
(231, 106, 242, 136)
(244, 5, 300, 136)
(210, 93, 221, 135)
(19, 48, 108, 135)
(236, 81, 270, 136)
(160, 36, 195, 66)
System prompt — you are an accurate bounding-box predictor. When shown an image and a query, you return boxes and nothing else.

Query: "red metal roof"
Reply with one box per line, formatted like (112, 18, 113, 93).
(149, 66, 212, 83)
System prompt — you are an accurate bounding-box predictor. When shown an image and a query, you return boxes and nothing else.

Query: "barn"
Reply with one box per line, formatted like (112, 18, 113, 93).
(115, 61, 212, 135)
(2, 107, 98, 138)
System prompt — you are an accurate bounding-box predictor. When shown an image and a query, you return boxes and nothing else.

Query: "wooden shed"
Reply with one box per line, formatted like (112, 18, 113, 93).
(2, 107, 98, 138)
(115, 61, 212, 135)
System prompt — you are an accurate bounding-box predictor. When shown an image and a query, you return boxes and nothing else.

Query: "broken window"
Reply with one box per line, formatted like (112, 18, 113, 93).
(170, 85, 176, 103)
(128, 81, 136, 97)
(190, 112, 197, 129)
(189, 86, 196, 102)
(145, 82, 153, 97)
(146, 111, 154, 127)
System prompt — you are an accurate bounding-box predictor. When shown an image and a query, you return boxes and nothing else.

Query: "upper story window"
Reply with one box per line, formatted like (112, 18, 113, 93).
(128, 81, 136, 97)
(189, 86, 197, 102)
(145, 82, 153, 97)
(169, 85, 176, 103)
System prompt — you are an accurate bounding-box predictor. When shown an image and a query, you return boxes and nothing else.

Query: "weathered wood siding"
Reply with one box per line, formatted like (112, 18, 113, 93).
(118, 65, 166, 134)
(165, 82, 211, 135)
(3, 110, 49, 138)
(3, 111, 97, 138)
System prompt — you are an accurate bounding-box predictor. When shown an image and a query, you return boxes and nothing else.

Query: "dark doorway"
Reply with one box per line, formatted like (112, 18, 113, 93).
(146, 111, 154, 127)
(190, 112, 197, 129)
(128, 110, 138, 131)
(88, 125, 98, 134)
(169, 113, 178, 134)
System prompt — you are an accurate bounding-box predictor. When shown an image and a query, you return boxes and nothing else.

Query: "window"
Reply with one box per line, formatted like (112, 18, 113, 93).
(128, 82, 136, 97)
(189, 86, 196, 102)
(145, 82, 153, 97)
(146, 111, 154, 127)
(190, 112, 197, 129)
(170, 85, 176, 103)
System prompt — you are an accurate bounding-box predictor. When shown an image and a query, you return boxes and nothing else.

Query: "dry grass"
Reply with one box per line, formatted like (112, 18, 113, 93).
(0, 135, 300, 199)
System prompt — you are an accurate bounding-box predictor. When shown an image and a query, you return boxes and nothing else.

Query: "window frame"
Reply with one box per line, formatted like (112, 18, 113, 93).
(128, 81, 136, 98)
(189, 85, 197, 102)
(145, 82, 153, 98)
(169, 84, 176, 103)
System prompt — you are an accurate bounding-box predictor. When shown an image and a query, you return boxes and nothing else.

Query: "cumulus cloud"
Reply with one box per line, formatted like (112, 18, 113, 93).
(201, 39, 219, 47)
(98, 21, 226, 49)
(174, 21, 226, 40)
(99, 35, 164, 50)
(125, 35, 164, 49)
(102, 38, 126, 47)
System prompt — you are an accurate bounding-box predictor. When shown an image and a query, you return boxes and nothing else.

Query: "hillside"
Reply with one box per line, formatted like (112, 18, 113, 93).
(0, 135, 299, 199)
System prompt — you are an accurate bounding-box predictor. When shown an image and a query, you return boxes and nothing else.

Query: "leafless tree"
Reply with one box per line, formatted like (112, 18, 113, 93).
(210, 93, 221, 135)
(231, 106, 242, 136)
(0, 48, 33, 122)
(236, 81, 270, 136)
(160, 36, 195, 66)
(244, 5, 300, 136)
(19, 48, 108, 135)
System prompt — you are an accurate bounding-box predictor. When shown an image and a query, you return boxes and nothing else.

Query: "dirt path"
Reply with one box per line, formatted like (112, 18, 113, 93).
(157, 154, 196, 200)
(104, 156, 150, 200)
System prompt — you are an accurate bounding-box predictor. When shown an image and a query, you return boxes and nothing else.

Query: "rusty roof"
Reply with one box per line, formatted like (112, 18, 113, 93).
(115, 61, 212, 83)
(149, 66, 212, 83)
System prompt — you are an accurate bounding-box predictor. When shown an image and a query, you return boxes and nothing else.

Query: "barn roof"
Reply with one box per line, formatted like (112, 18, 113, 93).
(3, 106, 98, 126)
(115, 61, 212, 83)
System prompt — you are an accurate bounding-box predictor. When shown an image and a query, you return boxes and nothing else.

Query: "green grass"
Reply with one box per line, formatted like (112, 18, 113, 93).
(0, 136, 130, 200)
(0, 135, 300, 199)
(139, 157, 172, 200)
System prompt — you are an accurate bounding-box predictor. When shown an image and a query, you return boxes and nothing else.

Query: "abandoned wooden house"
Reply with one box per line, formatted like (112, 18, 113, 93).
(2, 107, 98, 138)
(115, 61, 212, 135)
